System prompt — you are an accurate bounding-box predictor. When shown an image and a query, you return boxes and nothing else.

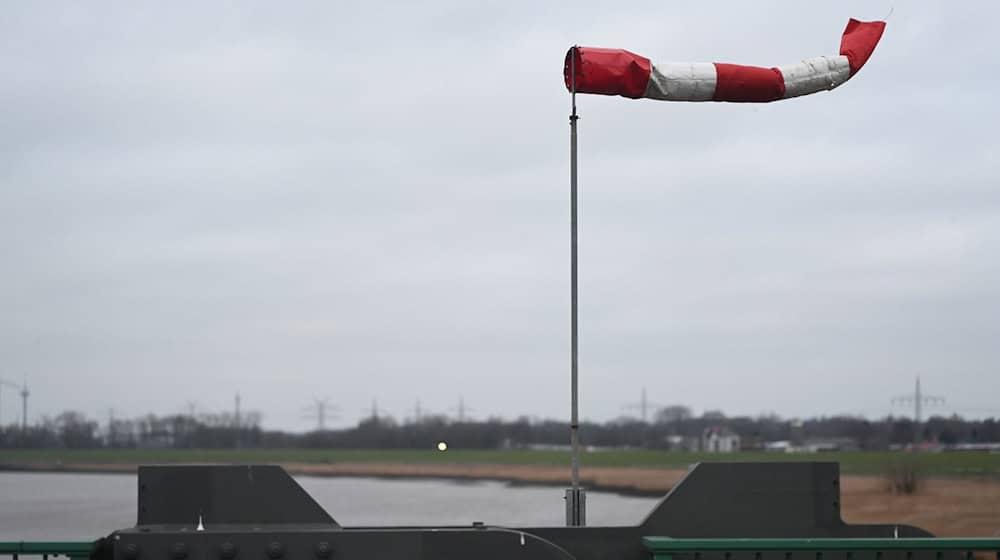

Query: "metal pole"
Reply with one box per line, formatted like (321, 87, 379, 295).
(565, 45, 586, 527)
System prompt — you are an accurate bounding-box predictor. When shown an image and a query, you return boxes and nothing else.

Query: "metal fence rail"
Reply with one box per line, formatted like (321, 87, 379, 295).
(0, 542, 95, 560)
(643, 538, 1000, 560)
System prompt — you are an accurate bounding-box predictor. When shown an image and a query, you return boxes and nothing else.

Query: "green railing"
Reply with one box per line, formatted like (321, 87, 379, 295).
(0, 542, 95, 560)
(644, 538, 1000, 560)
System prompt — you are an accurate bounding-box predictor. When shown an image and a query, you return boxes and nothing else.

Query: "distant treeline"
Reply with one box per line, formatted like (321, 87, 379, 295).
(2, 405, 999, 451)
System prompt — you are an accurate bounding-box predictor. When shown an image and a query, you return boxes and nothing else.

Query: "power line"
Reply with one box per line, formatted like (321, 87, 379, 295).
(948, 406, 1000, 416)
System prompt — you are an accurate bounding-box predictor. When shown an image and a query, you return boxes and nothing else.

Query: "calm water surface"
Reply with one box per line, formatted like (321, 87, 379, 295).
(0, 473, 658, 540)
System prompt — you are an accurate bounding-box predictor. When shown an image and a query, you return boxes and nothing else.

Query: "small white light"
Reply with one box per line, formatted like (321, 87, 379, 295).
(437, 441, 448, 451)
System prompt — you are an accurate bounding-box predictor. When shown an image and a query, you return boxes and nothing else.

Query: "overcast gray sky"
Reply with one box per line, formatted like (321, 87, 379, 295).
(2, 2, 998, 431)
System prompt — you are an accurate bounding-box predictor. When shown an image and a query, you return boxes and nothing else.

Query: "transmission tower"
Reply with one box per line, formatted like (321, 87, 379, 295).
(622, 387, 661, 423)
(107, 408, 116, 446)
(413, 399, 423, 424)
(450, 396, 474, 422)
(304, 398, 338, 431)
(18, 380, 29, 433)
(892, 376, 944, 443)
(234, 393, 242, 449)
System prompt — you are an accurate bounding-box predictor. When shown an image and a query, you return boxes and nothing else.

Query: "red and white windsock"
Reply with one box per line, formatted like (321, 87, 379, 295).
(564, 19, 885, 102)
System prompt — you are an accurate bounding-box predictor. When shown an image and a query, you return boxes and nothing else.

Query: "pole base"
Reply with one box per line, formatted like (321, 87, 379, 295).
(564, 487, 586, 527)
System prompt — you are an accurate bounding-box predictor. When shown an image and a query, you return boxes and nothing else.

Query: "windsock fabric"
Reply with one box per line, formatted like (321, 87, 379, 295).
(564, 19, 885, 102)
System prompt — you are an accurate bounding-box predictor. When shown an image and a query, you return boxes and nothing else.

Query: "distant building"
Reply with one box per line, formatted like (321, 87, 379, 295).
(702, 426, 741, 453)
(800, 437, 859, 453)
(763, 440, 792, 452)
(763, 437, 859, 453)
(664, 434, 700, 452)
(950, 442, 1000, 452)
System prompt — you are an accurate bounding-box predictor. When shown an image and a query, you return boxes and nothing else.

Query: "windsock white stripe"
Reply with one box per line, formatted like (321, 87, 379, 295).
(778, 55, 852, 99)
(644, 62, 717, 101)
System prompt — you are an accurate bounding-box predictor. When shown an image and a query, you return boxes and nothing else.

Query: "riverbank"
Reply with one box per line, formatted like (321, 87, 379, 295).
(3, 448, 1000, 476)
(0, 460, 686, 496)
(2, 457, 999, 537)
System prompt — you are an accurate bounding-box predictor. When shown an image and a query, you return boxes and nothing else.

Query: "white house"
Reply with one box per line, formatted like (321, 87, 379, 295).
(702, 426, 741, 453)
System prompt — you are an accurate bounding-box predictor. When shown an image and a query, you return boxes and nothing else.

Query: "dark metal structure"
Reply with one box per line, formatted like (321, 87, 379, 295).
(68, 462, 955, 560)
(6, 461, 1000, 559)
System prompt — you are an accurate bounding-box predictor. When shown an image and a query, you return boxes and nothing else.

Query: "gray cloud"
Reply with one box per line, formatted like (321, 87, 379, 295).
(2, 1, 998, 430)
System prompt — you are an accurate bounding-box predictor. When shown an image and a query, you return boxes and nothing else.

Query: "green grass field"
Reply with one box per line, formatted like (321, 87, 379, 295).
(1, 448, 999, 477)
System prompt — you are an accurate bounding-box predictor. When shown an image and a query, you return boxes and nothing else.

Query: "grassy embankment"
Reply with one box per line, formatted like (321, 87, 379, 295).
(2, 448, 999, 477)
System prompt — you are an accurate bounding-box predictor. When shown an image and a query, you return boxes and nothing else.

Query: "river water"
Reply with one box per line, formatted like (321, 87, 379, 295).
(0, 473, 659, 540)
